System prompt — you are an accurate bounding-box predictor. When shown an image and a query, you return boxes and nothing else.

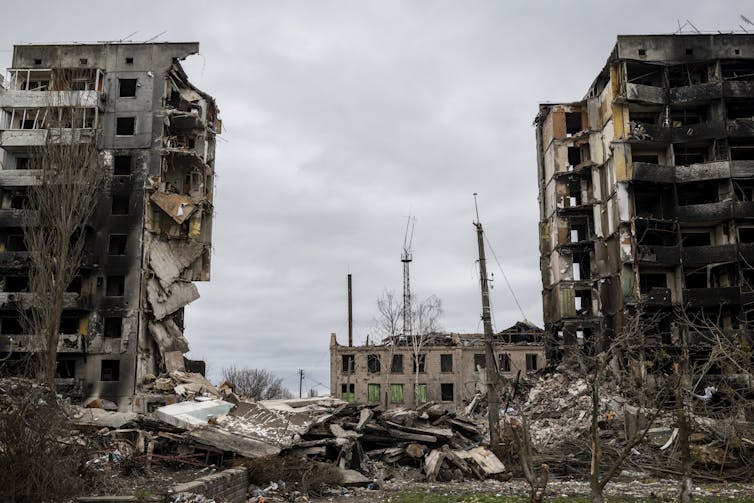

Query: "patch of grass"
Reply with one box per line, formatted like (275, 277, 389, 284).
(384, 495, 754, 503)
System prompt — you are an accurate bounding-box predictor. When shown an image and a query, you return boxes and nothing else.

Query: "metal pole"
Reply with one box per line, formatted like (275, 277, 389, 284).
(348, 274, 353, 347)
(299, 368, 304, 398)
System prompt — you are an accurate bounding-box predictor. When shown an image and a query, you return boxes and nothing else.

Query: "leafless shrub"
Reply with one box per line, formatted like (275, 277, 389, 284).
(0, 379, 90, 502)
(221, 366, 292, 400)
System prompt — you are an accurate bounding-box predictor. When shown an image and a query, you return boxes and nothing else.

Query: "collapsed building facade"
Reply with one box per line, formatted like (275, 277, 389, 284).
(536, 34, 754, 359)
(329, 322, 545, 410)
(0, 42, 219, 409)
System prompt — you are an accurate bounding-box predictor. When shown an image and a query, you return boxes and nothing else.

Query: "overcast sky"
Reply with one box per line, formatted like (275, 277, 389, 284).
(2, 1, 753, 394)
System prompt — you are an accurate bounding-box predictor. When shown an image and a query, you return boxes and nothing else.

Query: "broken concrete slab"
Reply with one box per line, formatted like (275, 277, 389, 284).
(68, 406, 139, 429)
(155, 399, 233, 430)
(148, 318, 190, 355)
(187, 427, 281, 459)
(455, 446, 506, 475)
(147, 277, 200, 320)
(148, 238, 204, 289)
(150, 192, 197, 225)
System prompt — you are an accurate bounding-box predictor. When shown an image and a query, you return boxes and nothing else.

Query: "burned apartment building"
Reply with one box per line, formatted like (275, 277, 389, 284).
(0, 42, 219, 409)
(536, 34, 754, 359)
(329, 322, 545, 410)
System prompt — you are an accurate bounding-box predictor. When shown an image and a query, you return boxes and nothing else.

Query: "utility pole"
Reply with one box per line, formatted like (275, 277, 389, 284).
(473, 193, 503, 454)
(299, 368, 304, 398)
(348, 274, 353, 347)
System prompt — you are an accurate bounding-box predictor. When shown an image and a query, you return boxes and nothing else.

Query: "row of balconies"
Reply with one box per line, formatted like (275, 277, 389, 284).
(637, 243, 754, 266)
(626, 80, 754, 106)
(0, 333, 84, 353)
(630, 119, 754, 144)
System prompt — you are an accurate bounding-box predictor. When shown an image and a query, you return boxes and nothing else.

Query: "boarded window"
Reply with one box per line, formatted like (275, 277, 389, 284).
(499, 353, 511, 372)
(474, 353, 486, 370)
(342, 354, 355, 373)
(341, 383, 355, 403)
(440, 354, 453, 373)
(440, 383, 454, 402)
(367, 383, 380, 403)
(100, 360, 120, 381)
(414, 384, 427, 403)
(367, 354, 381, 373)
(391, 354, 403, 373)
(119, 79, 137, 98)
(526, 353, 539, 371)
(412, 354, 426, 373)
(390, 384, 404, 403)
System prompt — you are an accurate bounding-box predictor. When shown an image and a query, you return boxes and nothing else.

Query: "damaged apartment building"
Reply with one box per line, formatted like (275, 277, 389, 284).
(0, 42, 219, 409)
(536, 34, 754, 359)
(329, 322, 545, 410)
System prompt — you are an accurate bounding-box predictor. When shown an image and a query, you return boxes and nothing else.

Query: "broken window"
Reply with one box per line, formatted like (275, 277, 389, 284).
(341, 383, 355, 403)
(722, 60, 754, 81)
(667, 63, 710, 87)
(670, 106, 708, 126)
(575, 290, 591, 315)
(104, 317, 122, 338)
(573, 252, 590, 280)
(106, 275, 125, 297)
(677, 181, 718, 206)
(673, 145, 707, 165)
(6, 232, 26, 252)
(1, 316, 23, 335)
(726, 100, 754, 120)
(367, 383, 380, 403)
(118, 79, 137, 98)
(440, 383, 454, 402)
(440, 354, 453, 373)
(729, 139, 754, 161)
(498, 353, 511, 372)
(740, 227, 754, 244)
(367, 354, 381, 373)
(473, 353, 486, 370)
(639, 273, 667, 294)
(633, 154, 660, 164)
(525, 354, 539, 371)
(116, 117, 135, 135)
(565, 112, 582, 136)
(56, 358, 76, 379)
(108, 234, 127, 255)
(59, 314, 79, 334)
(414, 384, 427, 404)
(341, 354, 355, 374)
(113, 155, 132, 176)
(626, 61, 663, 86)
(66, 276, 81, 294)
(9, 190, 28, 210)
(390, 384, 404, 403)
(391, 354, 403, 373)
(111, 194, 130, 215)
(15, 157, 30, 170)
(567, 147, 581, 167)
(682, 232, 711, 246)
(413, 354, 426, 373)
(125, 57, 134, 65)
(685, 270, 708, 289)
(4, 276, 28, 292)
(100, 360, 120, 381)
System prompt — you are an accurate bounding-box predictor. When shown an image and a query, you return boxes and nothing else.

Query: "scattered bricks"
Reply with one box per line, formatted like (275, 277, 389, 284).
(170, 467, 249, 503)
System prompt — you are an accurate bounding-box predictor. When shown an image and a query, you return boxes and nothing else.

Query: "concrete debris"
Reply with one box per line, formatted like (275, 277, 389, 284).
(150, 192, 198, 225)
(149, 238, 205, 289)
(147, 277, 200, 320)
(149, 318, 190, 356)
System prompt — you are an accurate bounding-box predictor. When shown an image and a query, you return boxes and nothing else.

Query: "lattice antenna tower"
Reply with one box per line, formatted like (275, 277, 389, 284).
(401, 216, 415, 338)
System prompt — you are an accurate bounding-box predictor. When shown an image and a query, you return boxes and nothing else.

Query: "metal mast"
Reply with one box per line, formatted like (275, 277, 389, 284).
(401, 216, 415, 338)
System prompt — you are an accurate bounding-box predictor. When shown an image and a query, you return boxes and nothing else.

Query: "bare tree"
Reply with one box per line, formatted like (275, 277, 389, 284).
(222, 366, 293, 400)
(20, 76, 103, 389)
(410, 294, 442, 405)
(374, 289, 403, 340)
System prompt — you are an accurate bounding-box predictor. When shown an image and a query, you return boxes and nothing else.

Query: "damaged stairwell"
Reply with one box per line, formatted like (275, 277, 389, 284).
(140, 60, 219, 381)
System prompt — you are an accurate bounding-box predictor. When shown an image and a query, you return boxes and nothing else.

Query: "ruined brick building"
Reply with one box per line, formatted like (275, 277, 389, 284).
(0, 42, 219, 408)
(330, 322, 545, 410)
(536, 34, 754, 359)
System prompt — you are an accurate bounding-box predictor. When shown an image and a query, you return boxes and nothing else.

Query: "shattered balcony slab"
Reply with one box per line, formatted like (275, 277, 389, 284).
(147, 277, 200, 320)
(0, 128, 95, 147)
(155, 399, 234, 430)
(0, 90, 99, 109)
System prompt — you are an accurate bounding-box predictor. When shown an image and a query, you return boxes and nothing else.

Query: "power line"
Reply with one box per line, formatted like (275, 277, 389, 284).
(483, 233, 528, 322)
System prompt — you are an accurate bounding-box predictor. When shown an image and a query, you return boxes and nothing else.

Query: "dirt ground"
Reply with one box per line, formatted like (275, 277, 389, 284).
(310, 478, 754, 502)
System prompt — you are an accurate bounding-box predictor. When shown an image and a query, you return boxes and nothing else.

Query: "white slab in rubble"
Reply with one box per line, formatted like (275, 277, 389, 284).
(155, 399, 234, 430)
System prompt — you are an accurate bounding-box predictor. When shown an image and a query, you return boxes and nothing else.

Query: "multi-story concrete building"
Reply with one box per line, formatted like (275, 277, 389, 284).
(329, 322, 545, 410)
(536, 34, 754, 359)
(0, 42, 219, 409)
